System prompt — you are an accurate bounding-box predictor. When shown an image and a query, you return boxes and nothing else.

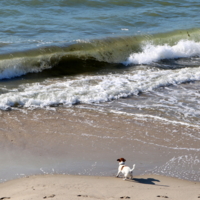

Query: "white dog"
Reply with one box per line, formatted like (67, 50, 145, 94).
(116, 158, 135, 180)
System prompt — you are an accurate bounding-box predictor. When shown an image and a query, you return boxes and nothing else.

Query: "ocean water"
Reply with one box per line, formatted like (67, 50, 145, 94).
(0, 0, 200, 181)
(1, 0, 200, 125)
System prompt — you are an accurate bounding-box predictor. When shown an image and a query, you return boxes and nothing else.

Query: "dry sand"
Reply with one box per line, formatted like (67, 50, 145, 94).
(0, 174, 200, 200)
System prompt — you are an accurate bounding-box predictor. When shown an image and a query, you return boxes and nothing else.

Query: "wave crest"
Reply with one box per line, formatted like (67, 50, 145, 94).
(0, 29, 200, 80)
(125, 40, 200, 65)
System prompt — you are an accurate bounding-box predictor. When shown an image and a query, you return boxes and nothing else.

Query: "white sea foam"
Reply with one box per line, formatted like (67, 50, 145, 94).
(1, 65, 200, 110)
(125, 40, 200, 65)
(0, 56, 52, 80)
(121, 28, 129, 31)
(148, 154, 200, 181)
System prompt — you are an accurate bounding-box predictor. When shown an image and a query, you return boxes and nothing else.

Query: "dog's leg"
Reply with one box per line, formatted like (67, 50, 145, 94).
(116, 170, 121, 177)
(130, 173, 133, 180)
(123, 173, 128, 180)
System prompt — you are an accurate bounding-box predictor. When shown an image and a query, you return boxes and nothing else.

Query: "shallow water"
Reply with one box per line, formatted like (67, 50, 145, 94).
(0, 108, 199, 182)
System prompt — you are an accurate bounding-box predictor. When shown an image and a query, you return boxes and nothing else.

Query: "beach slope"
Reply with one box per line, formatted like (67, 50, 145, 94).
(0, 174, 199, 200)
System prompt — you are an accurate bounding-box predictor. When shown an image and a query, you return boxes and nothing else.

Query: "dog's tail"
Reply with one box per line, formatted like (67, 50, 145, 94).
(130, 164, 136, 172)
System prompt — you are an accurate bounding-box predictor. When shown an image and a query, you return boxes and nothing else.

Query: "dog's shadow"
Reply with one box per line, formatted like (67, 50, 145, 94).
(132, 178, 169, 187)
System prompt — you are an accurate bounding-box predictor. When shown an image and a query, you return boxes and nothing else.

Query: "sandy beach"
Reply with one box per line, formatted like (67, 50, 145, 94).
(0, 106, 199, 200)
(0, 174, 200, 200)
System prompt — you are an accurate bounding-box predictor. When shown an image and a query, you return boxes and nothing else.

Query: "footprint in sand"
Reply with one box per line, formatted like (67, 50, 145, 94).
(157, 195, 168, 198)
(77, 195, 88, 197)
(43, 194, 55, 199)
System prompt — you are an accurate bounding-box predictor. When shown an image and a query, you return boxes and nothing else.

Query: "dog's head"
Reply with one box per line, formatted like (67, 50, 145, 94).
(117, 158, 126, 162)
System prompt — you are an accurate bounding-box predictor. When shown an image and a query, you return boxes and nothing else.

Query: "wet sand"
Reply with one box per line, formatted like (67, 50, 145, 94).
(0, 174, 200, 200)
(0, 107, 199, 182)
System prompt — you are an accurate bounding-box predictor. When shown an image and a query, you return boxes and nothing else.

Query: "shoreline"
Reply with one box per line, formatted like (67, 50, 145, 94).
(0, 174, 200, 200)
(0, 107, 199, 182)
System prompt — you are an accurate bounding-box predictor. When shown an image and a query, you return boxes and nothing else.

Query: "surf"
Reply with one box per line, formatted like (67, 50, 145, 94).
(0, 28, 200, 80)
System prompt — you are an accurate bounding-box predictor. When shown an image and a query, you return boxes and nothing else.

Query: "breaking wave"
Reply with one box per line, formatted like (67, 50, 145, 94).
(125, 40, 200, 65)
(1, 65, 200, 110)
(0, 28, 200, 80)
